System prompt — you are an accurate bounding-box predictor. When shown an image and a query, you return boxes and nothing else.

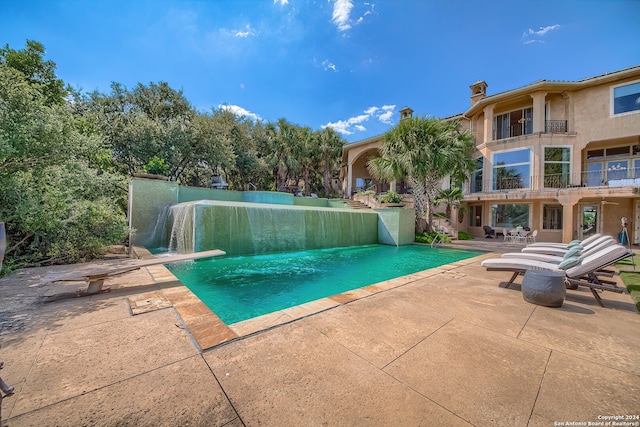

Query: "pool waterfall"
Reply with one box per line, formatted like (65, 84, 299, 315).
(129, 178, 416, 256)
(165, 200, 378, 256)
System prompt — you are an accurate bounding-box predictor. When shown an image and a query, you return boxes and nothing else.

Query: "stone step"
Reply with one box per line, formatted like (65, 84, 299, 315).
(342, 199, 372, 209)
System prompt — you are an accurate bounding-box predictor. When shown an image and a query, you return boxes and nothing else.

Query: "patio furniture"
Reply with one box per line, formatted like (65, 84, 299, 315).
(526, 230, 537, 243)
(483, 226, 496, 238)
(505, 229, 520, 243)
(481, 244, 633, 307)
(521, 235, 614, 256)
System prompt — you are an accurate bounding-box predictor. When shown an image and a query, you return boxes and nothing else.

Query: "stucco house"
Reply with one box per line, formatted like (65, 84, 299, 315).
(341, 65, 640, 243)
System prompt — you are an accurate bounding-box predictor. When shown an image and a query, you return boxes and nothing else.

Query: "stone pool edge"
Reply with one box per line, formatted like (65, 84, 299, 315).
(131, 245, 492, 351)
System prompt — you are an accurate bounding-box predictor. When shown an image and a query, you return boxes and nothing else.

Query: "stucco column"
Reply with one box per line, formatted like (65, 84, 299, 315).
(390, 180, 397, 192)
(530, 91, 547, 133)
(558, 193, 581, 243)
(346, 161, 353, 198)
(482, 104, 495, 142)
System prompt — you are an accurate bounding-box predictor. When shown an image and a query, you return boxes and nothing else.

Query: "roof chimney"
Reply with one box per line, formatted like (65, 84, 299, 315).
(469, 81, 488, 106)
(399, 106, 414, 121)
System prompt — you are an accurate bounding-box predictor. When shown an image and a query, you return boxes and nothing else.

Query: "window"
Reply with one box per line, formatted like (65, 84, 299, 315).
(585, 143, 640, 186)
(607, 160, 628, 181)
(613, 81, 640, 115)
(493, 149, 531, 190)
(469, 205, 482, 227)
(493, 107, 533, 140)
(491, 204, 530, 229)
(543, 205, 563, 230)
(544, 147, 571, 188)
(470, 157, 483, 193)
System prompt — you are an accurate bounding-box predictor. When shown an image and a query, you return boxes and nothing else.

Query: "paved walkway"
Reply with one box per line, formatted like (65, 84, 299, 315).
(0, 240, 638, 426)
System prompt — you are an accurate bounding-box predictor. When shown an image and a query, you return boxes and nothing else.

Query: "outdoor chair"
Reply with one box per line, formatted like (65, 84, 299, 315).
(526, 230, 537, 243)
(483, 226, 496, 238)
(481, 244, 633, 307)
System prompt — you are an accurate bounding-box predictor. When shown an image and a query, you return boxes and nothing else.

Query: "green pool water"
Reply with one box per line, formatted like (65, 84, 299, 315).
(164, 244, 482, 325)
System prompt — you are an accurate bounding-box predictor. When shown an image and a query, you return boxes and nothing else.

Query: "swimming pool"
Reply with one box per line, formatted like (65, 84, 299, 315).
(165, 244, 482, 324)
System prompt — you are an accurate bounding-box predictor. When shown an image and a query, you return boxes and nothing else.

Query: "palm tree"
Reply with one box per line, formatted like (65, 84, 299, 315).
(435, 187, 464, 220)
(316, 127, 345, 195)
(368, 116, 475, 233)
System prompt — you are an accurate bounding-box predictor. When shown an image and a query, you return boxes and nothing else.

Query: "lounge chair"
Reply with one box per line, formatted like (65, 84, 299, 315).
(521, 235, 614, 256)
(481, 244, 633, 307)
(526, 233, 602, 248)
(506, 235, 616, 261)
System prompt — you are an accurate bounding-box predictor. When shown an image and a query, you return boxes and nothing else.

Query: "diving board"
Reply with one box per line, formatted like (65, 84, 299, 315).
(46, 249, 226, 295)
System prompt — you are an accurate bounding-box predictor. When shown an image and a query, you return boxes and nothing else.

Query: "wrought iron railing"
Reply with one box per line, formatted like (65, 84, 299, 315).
(545, 120, 568, 133)
(493, 120, 569, 140)
(468, 167, 640, 193)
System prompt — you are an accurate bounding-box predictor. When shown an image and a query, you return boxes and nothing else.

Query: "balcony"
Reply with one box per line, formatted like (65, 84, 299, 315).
(545, 120, 568, 133)
(468, 167, 640, 194)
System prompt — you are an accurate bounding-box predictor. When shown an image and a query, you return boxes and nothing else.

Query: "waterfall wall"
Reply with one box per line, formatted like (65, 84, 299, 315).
(168, 200, 379, 255)
(129, 178, 415, 253)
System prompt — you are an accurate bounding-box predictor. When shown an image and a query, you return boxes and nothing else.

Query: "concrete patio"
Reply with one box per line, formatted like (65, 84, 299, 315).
(0, 240, 638, 426)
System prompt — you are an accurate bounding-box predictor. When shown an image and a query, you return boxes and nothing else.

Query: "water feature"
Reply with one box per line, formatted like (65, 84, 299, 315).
(166, 200, 379, 256)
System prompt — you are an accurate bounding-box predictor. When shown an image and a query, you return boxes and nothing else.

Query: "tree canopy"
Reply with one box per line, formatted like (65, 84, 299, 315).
(0, 40, 347, 273)
(368, 116, 475, 233)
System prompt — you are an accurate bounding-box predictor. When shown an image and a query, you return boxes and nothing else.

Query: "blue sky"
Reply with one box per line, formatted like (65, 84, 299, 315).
(1, 0, 639, 142)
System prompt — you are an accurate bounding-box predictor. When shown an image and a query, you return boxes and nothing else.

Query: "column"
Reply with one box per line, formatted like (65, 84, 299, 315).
(558, 193, 581, 243)
(530, 91, 547, 133)
(482, 104, 495, 143)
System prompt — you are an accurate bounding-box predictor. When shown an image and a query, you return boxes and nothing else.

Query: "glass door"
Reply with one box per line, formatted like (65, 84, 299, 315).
(579, 205, 599, 239)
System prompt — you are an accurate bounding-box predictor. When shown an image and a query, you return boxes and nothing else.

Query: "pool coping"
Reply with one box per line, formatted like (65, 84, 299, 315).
(130, 245, 492, 351)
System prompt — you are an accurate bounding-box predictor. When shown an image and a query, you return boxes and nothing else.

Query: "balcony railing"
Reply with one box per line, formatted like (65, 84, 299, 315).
(469, 167, 640, 193)
(545, 120, 568, 133)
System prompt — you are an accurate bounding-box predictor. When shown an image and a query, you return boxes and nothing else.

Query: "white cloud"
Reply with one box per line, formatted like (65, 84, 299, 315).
(322, 104, 396, 135)
(377, 110, 394, 124)
(522, 24, 560, 44)
(332, 0, 354, 31)
(219, 104, 262, 121)
(274, 0, 289, 4)
(235, 24, 257, 38)
(322, 60, 338, 72)
(331, 0, 376, 32)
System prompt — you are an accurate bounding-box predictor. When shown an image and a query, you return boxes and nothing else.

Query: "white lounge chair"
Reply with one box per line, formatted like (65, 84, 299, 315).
(521, 235, 614, 256)
(482, 244, 633, 307)
(526, 233, 602, 248)
(505, 236, 616, 261)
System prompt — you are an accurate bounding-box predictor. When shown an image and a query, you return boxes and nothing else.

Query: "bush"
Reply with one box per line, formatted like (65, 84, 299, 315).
(415, 231, 451, 244)
(144, 156, 170, 176)
(457, 230, 473, 240)
(379, 191, 403, 204)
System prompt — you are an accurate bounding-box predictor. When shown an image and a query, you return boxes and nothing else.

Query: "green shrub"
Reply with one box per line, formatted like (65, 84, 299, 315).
(144, 156, 170, 176)
(457, 230, 473, 240)
(379, 191, 403, 204)
(356, 190, 375, 196)
(415, 231, 451, 244)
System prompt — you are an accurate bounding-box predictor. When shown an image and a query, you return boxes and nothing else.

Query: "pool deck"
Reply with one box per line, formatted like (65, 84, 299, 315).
(1, 239, 639, 426)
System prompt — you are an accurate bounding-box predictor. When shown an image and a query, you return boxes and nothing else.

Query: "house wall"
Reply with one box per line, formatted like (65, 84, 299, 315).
(342, 66, 640, 243)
